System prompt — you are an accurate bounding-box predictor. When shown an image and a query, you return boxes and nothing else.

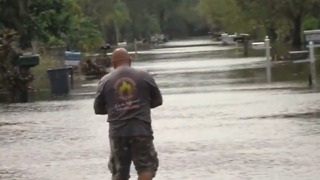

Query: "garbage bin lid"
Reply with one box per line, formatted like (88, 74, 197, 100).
(47, 67, 70, 72)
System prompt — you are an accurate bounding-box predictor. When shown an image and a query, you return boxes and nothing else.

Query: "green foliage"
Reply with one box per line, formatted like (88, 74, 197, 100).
(303, 16, 320, 30)
(1, 0, 102, 50)
(198, 0, 247, 33)
(66, 16, 103, 51)
(26, 0, 81, 45)
(146, 16, 161, 34)
(198, 0, 320, 48)
(0, 0, 213, 48)
(47, 36, 65, 47)
(114, 1, 131, 26)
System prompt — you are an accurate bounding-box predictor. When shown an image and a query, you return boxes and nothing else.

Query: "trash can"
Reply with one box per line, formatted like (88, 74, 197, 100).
(47, 68, 70, 96)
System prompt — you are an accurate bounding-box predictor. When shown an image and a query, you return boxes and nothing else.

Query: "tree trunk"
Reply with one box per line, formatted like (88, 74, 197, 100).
(159, 9, 165, 33)
(99, 21, 106, 42)
(131, 18, 137, 41)
(114, 20, 120, 45)
(292, 15, 302, 50)
(265, 21, 278, 42)
(266, 26, 278, 42)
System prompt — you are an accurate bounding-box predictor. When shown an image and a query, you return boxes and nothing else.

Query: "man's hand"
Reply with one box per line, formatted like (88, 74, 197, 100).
(151, 98, 163, 109)
(94, 107, 108, 115)
(94, 96, 108, 115)
(145, 71, 163, 109)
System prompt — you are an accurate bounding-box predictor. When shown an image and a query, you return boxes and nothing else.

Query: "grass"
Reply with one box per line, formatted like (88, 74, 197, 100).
(0, 55, 87, 103)
(31, 55, 86, 90)
(1, 56, 63, 102)
(30, 55, 63, 90)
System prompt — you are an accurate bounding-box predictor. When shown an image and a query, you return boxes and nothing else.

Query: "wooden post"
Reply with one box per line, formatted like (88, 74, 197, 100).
(235, 42, 238, 56)
(243, 39, 249, 57)
(134, 38, 138, 60)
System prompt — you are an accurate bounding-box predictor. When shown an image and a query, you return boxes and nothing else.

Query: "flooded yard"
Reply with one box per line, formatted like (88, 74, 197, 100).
(1, 38, 320, 180)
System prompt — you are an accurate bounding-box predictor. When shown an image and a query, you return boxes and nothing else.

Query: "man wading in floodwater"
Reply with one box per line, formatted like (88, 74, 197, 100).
(94, 48, 163, 180)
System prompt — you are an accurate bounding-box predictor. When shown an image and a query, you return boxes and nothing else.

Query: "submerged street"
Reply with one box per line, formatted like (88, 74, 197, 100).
(1, 38, 320, 180)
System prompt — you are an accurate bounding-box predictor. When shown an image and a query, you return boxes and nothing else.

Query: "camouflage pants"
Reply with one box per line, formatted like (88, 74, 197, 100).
(108, 136, 159, 180)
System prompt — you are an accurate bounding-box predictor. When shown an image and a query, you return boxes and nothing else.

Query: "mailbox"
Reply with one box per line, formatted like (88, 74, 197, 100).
(288, 51, 309, 61)
(304, 30, 320, 45)
(251, 42, 266, 50)
(14, 54, 40, 68)
(221, 33, 235, 45)
(233, 34, 250, 43)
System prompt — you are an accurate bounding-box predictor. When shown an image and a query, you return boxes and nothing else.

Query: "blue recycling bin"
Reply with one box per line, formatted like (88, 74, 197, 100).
(64, 51, 82, 66)
(47, 67, 70, 96)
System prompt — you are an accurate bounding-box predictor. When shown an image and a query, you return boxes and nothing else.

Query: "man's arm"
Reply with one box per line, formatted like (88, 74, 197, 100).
(146, 73, 163, 109)
(94, 81, 108, 115)
(150, 88, 163, 108)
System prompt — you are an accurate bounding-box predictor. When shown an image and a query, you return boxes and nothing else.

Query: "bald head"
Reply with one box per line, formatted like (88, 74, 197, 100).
(111, 48, 131, 68)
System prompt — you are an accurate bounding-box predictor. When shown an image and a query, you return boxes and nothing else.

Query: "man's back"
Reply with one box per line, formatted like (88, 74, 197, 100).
(96, 66, 162, 137)
(94, 48, 162, 180)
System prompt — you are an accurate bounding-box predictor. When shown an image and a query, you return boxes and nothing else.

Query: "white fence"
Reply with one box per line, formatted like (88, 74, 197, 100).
(251, 31, 320, 87)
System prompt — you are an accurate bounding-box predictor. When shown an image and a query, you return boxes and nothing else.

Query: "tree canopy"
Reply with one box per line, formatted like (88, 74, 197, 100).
(1, 0, 209, 50)
(198, 0, 320, 49)
(1, 0, 320, 50)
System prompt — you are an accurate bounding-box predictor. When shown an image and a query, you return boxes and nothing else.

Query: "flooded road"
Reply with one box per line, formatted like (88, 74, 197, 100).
(1, 38, 320, 180)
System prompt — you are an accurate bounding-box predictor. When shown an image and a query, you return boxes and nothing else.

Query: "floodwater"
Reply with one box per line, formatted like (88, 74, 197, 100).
(1, 38, 320, 180)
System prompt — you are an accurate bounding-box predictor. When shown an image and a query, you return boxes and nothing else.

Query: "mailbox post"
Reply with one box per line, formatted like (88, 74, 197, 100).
(234, 34, 250, 57)
(134, 39, 138, 59)
(304, 30, 320, 87)
(13, 54, 40, 102)
(251, 36, 272, 83)
(309, 41, 316, 86)
(265, 37, 272, 83)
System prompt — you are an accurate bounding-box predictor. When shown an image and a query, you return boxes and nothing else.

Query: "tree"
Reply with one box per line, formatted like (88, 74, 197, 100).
(152, 0, 182, 34)
(65, 16, 103, 51)
(178, 0, 208, 36)
(236, 0, 277, 41)
(197, 0, 248, 33)
(0, 0, 29, 33)
(198, 0, 320, 48)
(236, 0, 320, 48)
(25, 0, 81, 45)
(78, 0, 114, 41)
(274, 0, 320, 48)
